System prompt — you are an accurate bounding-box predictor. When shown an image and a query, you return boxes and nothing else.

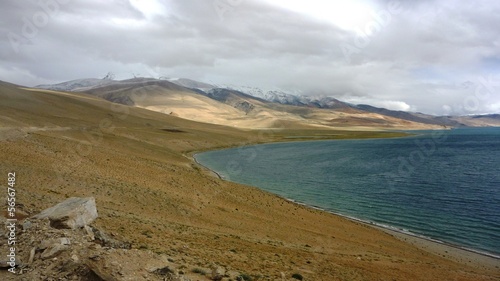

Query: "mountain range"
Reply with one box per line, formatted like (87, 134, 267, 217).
(35, 77, 500, 129)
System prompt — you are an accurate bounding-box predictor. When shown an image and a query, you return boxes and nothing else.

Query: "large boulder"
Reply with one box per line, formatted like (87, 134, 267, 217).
(33, 197, 98, 229)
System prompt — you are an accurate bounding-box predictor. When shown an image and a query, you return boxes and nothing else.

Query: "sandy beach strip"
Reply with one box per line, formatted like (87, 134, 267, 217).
(380, 227, 500, 271)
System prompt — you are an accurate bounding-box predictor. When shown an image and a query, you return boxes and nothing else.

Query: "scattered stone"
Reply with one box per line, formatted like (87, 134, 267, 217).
(154, 265, 174, 275)
(71, 254, 79, 263)
(41, 243, 70, 259)
(211, 265, 225, 280)
(0, 198, 212, 281)
(28, 247, 36, 264)
(22, 220, 32, 231)
(40, 238, 71, 250)
(93, 228, 131, 249)
(86, 261, 119, 281)
(33, 197, 98, 229)
(86, 249, 169, 281)
(163, 272, 192, 281)
(83, 225, 95, 241)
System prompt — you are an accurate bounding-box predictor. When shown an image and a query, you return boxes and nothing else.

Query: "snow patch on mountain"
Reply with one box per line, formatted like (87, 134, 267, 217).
(36, 78, 114, 92)
(210, 84, 351, 109)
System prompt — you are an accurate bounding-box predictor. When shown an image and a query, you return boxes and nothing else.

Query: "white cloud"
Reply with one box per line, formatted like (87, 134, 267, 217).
(129, 0, 167, 19)
(0, 0, 499, 115)
(341, 95, 412, 111)
(486, 102, 500, 113)
(265, 0, 375, 30)
(0, 65, 41, 86)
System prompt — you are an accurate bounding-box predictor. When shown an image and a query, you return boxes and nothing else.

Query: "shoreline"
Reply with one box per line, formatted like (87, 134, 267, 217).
(303, 201, 500, 259)
(280, 197, 499, 269)
(192, 153, 224, 180)
(193, 150, 500, 271)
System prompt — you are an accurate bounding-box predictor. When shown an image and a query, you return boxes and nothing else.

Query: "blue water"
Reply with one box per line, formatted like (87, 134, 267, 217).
(195, 128, 500, 257)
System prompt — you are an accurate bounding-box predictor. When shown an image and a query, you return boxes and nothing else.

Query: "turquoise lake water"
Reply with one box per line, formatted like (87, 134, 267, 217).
(195, 128, 500, 257)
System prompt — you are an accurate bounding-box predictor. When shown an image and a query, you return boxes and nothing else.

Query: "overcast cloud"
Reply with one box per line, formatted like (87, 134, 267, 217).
(1, 0, 499, 115)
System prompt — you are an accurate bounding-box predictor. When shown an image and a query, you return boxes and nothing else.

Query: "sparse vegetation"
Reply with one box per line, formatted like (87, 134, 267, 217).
(191, 268, 206, 275)
(237, 273, 253, 281)
(162, 128, 186, 133)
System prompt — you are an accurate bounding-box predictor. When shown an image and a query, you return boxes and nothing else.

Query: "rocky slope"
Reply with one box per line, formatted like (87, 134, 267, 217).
(0, 197, 238, 281)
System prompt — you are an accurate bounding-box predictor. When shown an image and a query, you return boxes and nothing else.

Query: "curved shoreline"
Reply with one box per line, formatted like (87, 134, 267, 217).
(193, 151, 500, 270)
(284, 196, 498, 261)
(192, 153, 224, 180)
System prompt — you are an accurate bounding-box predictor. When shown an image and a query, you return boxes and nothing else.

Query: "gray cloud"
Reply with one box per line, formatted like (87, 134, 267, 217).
(0, 0, 499, 115)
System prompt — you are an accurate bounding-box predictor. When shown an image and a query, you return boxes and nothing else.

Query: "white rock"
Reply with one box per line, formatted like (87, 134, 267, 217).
(33, 197, 98, 229)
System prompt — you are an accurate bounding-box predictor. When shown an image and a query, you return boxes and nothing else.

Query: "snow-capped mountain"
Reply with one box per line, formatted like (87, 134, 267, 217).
(36, 78, 115, 92)
(37, 75, 350, 110)
(184, 82, 352, 110)
(165, 78, 214, 91)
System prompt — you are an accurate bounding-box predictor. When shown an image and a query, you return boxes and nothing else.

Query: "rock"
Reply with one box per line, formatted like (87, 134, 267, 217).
(60, 237, 71, 245)
(86, 261, 119, 281)
(41, 244, 69, 259)
(28, 247, 36, 264)
(83, 225, 95, 241)
(33, 197, 98, 229)
(40, 238, 71, 250)
(163, 272, 191, 281)
(22, 220, 32, 231)
(40, 238, 71, 259)
(153, 266, 174, 275)
(71, 254, 79, 263)
(93, 228, 131, 249)
(211, 265, 226, 280)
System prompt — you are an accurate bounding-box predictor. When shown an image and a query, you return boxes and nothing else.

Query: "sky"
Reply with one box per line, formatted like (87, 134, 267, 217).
(1, 0, 499, 115)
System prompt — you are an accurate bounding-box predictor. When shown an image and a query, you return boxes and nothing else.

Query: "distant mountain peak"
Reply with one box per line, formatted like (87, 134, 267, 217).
(102, 72, 115, 80)
(35, 78, 114, 92)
